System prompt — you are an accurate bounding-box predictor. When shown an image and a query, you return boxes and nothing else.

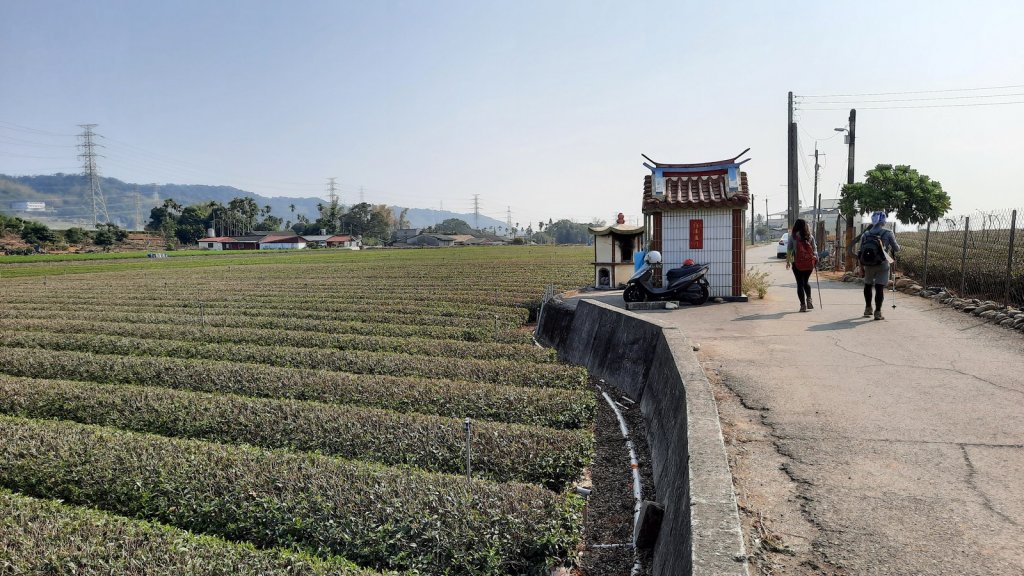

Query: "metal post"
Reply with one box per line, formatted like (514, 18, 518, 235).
(834, 217, 841, 272)
(960, 217, 971, 296)
(922, 221, 931, 287)
(1005, 210, 1017, 306)
(463, 417, 472, 481)
(750, 194, 755, 244)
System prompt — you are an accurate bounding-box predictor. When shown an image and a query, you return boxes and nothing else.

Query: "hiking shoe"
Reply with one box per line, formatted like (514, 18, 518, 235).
(807, 298, 814, 310)
(863, 306, 873, 317)
(874, 310, 885, 321)
(799, 304, 807, 312)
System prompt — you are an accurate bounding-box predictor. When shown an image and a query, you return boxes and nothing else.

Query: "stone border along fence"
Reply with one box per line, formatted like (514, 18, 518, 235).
(885, 208, 1022, 307)
(830, 207, 1024, 332)
(536, 297, 746, 576)
(838, 274, 1024, 334)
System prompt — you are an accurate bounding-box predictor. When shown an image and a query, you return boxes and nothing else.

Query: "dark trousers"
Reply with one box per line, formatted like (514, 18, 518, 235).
(792, 267, 812, 306)
(864, 284, 885, 310)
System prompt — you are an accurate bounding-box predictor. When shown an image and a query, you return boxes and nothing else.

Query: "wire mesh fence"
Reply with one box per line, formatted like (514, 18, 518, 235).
(896, 208, 1022, 306)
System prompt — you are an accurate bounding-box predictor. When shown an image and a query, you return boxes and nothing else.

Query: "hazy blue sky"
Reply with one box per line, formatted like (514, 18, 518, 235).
(2, 0, 1022, 226)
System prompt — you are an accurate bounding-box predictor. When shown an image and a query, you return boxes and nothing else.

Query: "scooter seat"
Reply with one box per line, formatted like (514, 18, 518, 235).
(666, 264, 704, 281)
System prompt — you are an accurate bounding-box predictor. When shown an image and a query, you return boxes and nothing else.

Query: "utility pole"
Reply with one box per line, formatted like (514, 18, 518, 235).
(844, 109, 857, 270)
(750, 194, 755, 243)
(472, 194, 480, 230)
(78, 124, 109, 226)
(812, 147, 821, 236)
(787, 92, 799, 228)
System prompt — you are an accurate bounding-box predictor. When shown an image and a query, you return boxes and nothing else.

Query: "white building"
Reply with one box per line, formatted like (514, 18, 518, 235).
(9, 201, 46, 212)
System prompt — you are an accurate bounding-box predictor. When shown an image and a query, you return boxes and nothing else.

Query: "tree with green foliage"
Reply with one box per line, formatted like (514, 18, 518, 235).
(256, 215, 284, 232)
(545, 219, 590, 244)
(63, 227, 87, 244)
(337, 203, 373, 236)
(175, 205, 210, 245)
(840, 164, 951, 224)
(0, 213, 25, 235)
(429, 218, 474, 235)
(228, 197, 260, 233)
(20, 221, 56, 245)
(93, 223, 128, 250)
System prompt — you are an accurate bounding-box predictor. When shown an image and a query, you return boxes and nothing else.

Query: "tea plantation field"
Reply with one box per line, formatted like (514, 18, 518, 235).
(0, 245, 593, 575)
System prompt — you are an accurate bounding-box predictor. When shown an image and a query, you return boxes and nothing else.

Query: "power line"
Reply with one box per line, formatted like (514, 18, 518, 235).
(798, 100, 1024, 111)
(799, 125, 845, 143)
(0, 120, 76, 137)
(796, 83, 1024, 98)
(799, 92, 1024, 104)
(0, 134, 76, 148)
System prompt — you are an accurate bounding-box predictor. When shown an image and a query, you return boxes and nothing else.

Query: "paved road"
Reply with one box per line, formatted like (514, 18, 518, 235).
(593, 245, 1024, 575)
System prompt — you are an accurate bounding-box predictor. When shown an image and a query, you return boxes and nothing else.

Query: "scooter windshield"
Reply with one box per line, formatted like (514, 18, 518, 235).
(628, 264, 651, 282)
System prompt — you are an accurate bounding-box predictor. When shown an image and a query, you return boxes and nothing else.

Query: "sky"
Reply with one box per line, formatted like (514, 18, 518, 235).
(1, 0, 1022, 228)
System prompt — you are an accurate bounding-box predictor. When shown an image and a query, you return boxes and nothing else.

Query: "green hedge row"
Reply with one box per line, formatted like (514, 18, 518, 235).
(0, 331, 585, 389)
(25, 293, 531, 324)
(3, 317, 555, 363)
(0, 307, 533, 345)
(0, 348, 593, 429)
(3, 301, 509, 330)
(0, 376, 591, 489)
(0, 416, 584, 575)
(0, 489, 384, 576)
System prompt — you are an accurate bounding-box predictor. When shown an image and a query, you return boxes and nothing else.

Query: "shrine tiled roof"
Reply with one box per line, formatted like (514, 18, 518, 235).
(643, 172, 750, 210)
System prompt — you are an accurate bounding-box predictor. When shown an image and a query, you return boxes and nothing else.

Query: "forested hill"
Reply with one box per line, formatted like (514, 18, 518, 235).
(0, 174, 504, 230)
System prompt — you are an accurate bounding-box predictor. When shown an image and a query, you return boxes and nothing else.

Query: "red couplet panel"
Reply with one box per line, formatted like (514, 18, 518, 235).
(689, 219, 704, 249)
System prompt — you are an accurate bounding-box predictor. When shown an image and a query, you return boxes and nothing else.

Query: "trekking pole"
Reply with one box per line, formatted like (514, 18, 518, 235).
(814, 265, 823, 309)
(891, 257, 898, 309)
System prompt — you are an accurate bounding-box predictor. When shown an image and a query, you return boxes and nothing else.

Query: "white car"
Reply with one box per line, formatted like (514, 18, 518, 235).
(776, 233, 789, 258)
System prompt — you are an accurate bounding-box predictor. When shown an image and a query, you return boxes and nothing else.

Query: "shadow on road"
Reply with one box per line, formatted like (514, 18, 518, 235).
(733, 311, 801, 321)
(805, 317, 871, 331)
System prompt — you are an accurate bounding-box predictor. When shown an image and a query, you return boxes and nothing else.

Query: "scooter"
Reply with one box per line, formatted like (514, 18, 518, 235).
(623, 251, 710, 304)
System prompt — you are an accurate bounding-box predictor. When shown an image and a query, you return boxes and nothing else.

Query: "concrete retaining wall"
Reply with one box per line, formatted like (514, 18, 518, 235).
(537, 297, 746, 576)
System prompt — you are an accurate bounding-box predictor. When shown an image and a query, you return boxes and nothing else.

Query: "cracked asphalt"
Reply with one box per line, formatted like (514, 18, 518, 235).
(588, 244, 1024, 575)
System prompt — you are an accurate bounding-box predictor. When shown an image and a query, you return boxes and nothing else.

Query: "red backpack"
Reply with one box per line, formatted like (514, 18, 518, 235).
(795, 236, 816, 271)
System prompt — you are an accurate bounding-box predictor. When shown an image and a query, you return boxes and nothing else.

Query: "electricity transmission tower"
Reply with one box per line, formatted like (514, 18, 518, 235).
(78, 124, 109, 225)
(472, 194, 480, 229)
(359, 186, 365, 204)
(506, 206, 513, 237)
(326, 177, 339, 206)
(326, 177, 341, 231)
(134, 190, 142, 231)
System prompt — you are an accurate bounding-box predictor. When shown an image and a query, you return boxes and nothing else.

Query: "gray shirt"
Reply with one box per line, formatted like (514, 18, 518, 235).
(850, 225, 900, 264)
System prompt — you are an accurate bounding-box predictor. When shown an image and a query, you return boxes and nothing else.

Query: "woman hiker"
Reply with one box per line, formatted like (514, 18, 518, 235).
(849, 211, 901, 320)
(785, 218, 818, 312)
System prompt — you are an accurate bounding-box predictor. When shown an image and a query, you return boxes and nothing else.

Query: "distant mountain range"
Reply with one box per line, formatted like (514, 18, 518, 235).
(0, 173, 506, 231)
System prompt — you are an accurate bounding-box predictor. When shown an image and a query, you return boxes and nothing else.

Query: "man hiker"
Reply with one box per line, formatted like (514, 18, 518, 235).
(850, 211, 900, 320)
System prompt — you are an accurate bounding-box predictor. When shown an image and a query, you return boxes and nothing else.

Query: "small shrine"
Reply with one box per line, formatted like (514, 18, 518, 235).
(588, 213, 645, 289)
(641, 149, 751, 299)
